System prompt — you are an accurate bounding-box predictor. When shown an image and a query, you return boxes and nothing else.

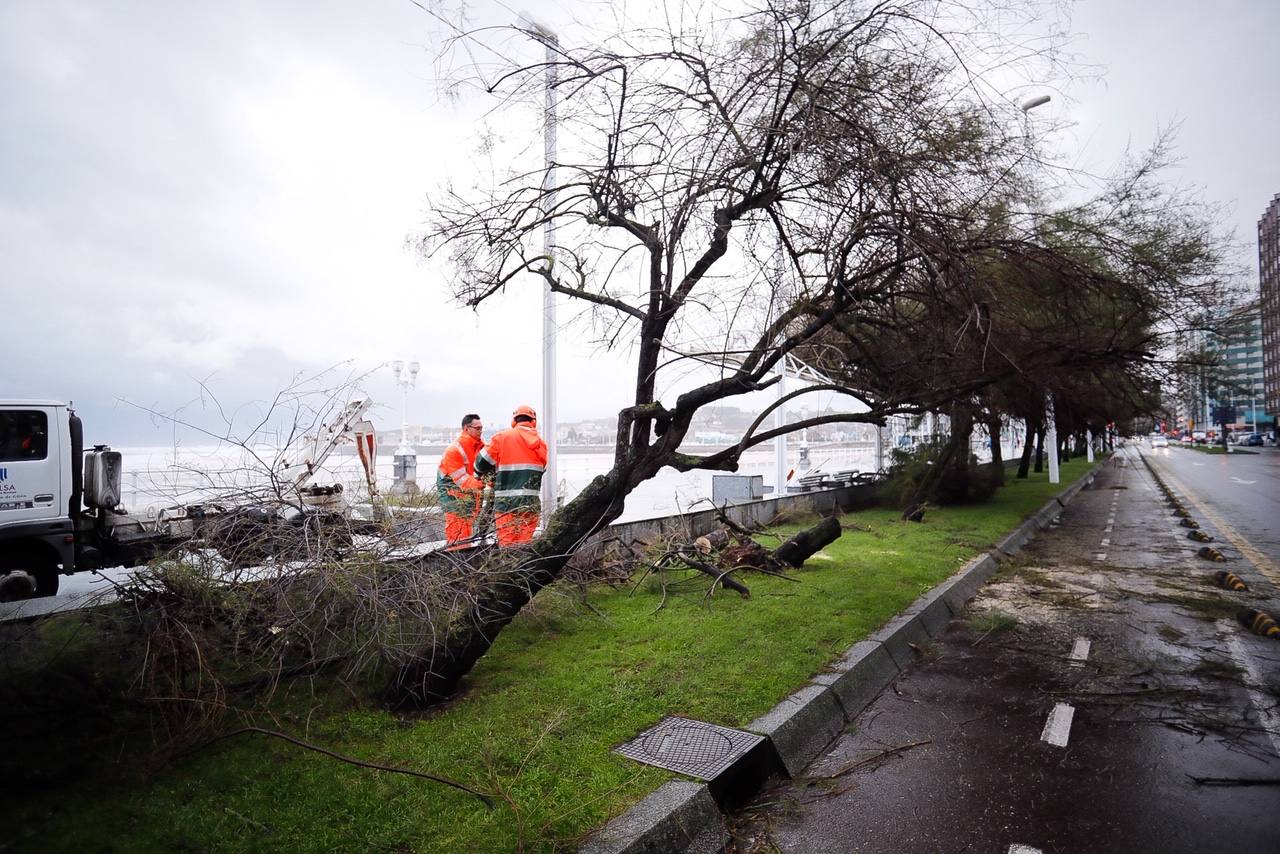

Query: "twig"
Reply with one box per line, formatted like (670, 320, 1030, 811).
(648, 583, 669, 616)
(731, 562, 802, 582)
(682, 555, 751, 597)
(822, 739, 932, 779)
(970, 627, 998, 647)
(1187, 775, 1280, 787)
(199, 726, 494, 807)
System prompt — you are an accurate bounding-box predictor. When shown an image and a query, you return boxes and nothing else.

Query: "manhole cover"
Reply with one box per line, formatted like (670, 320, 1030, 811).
(614, 716, 764, 780)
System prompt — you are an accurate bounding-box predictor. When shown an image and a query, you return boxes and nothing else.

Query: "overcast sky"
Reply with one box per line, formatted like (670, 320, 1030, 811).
(3, 0, 1277, 445)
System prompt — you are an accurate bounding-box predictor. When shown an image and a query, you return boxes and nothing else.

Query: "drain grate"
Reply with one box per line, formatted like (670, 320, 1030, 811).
(614, 716, 764, 780)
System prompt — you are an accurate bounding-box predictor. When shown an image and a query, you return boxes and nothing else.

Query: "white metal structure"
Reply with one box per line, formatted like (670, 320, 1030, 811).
(518, 11, 561, 520)
(276, 397, 378, 498)
(1019, 94, 1051, 112)
(390, 360, 420, 495)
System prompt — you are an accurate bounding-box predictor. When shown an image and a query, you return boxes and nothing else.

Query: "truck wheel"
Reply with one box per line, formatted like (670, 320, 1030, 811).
(0, 552, 60, 600)
(33, 563, 59, 597)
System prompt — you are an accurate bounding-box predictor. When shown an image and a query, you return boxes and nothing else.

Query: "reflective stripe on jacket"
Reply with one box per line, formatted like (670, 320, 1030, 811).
(436, 431, 485, 513)
(475, 423, 547, 513)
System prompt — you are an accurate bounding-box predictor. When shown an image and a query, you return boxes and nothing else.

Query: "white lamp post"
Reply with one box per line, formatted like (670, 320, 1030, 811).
(774, 356, 787, 494)
(390, 359, 421, 496)
(518, 11, 560, 519)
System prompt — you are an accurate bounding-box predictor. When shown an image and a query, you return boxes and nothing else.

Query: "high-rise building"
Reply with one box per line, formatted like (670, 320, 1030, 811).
(1260, 194, 1280, 424)
(1206, 301, 1266, 432)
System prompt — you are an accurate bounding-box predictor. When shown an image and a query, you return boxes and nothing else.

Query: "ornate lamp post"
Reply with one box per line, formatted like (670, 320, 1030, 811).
(390, 359, 421, 496)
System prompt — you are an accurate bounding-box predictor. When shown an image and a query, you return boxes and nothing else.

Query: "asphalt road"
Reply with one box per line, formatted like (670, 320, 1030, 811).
(1145, 443, 1280, 580)
(731, 449, 1280, 853)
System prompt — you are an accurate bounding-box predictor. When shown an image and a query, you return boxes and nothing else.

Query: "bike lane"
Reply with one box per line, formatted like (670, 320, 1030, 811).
(730, 449, 1280, 853)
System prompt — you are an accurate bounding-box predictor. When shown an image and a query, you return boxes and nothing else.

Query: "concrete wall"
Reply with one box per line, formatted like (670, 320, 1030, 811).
(566, 482, 880, 571)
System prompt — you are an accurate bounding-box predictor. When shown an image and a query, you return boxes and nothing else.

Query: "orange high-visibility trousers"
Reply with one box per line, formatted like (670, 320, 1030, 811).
(444, 512, 476, 550)
(495, 511, 538, 547)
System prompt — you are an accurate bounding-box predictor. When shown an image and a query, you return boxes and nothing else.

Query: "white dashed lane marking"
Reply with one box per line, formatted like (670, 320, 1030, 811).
(1069, 637, 1092, 667)
(1100, 538, 1110, 547)
(1094, 553, 1107, 561)
(1009, 846, 1043, 854)
(1041, 703, 1076, 747)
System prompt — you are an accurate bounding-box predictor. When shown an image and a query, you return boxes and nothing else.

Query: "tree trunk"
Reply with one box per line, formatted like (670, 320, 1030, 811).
(902, 415, 966, 520)
(382, 470, 629, 707)
(772, 516, 842, 567)
(985, 416, 1005, 486)
(1033, 426, 1045, 473)
(1016, 418, 1035, 479)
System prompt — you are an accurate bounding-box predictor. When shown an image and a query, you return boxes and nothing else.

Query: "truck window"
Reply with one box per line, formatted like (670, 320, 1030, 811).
(0, 410, 48, 461)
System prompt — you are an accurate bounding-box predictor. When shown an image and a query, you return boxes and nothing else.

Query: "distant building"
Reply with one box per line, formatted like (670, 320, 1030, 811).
(1169, 327, 1208, 433)
(1206, 301, 1267, 432)
(1171, 299, 1268, 436)
(1261, 194, 1280, 423)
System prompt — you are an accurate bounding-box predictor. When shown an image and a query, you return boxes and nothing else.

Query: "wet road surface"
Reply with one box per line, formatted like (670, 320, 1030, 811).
(731, 448, 1280, 853)
(1144, 443, 1280, 583)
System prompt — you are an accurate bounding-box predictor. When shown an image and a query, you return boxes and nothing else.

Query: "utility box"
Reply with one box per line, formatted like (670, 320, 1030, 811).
(712, 474, 765, 504)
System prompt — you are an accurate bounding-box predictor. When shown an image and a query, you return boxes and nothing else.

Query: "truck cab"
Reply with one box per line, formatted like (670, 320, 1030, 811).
(0, 401, 76, 597)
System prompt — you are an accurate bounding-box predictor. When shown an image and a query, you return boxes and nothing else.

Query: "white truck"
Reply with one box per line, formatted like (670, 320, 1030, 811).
(0, 399, 380, 601)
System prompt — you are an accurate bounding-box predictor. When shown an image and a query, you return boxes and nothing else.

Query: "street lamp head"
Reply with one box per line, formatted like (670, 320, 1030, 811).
(1020, 94, 1051, 113)
(391, 360, 404, 382)
(516, 10, 558, 43)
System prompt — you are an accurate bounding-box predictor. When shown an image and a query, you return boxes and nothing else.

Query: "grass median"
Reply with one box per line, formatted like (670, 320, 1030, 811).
(13, 458, 1095, 853)
(1175, 444, 1257, 455)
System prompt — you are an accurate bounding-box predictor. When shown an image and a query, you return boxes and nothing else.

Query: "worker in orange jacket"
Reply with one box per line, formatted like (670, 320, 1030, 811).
(474, 404, 548, 547)
(436, 413, 486, 549)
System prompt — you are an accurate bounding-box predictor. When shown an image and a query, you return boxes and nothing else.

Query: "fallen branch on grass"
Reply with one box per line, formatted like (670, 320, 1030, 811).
(202, 726, 495, 807)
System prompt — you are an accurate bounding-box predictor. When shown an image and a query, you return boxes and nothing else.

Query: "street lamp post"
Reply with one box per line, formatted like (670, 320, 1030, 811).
(518, 11, 560, 520)
(774, 356, 787, 495)
(390, 359, 420, 496)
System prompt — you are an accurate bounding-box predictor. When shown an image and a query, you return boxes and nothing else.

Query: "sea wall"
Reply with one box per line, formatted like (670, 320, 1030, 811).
(566, 482, 880, 571)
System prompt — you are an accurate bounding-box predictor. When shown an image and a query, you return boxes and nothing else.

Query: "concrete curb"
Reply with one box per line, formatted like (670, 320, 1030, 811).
(579, 780, 729, 854)
(813, 640, 898, 720)
(744, 683, 845, 777)
(579, 464, 1102, 853)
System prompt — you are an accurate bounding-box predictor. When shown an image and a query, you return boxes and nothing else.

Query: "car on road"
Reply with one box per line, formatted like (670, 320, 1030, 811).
(1151, 436, 1168, 448)
(1180, 435, 1194, 445)
(1242, 433, 1264, 447)
(1192, 431, 1207, 444)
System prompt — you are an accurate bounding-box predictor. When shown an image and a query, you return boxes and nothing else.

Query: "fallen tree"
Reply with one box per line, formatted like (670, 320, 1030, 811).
(397, 0, 1224, 705)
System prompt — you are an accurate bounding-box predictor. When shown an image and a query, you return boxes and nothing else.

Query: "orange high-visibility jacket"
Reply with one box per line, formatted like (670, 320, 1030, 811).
(436, 431, 485, 513)
(475, 423, 547, 513)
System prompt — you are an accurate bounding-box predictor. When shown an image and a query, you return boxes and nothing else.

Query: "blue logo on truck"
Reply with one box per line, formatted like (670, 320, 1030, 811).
(0, 468, 7, 482)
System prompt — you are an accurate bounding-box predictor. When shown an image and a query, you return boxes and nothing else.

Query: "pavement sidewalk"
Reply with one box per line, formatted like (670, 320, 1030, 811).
(728, 447, 1280, 853)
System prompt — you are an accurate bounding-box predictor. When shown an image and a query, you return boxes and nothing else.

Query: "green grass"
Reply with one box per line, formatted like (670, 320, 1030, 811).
(9, 459, 1095, 853)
